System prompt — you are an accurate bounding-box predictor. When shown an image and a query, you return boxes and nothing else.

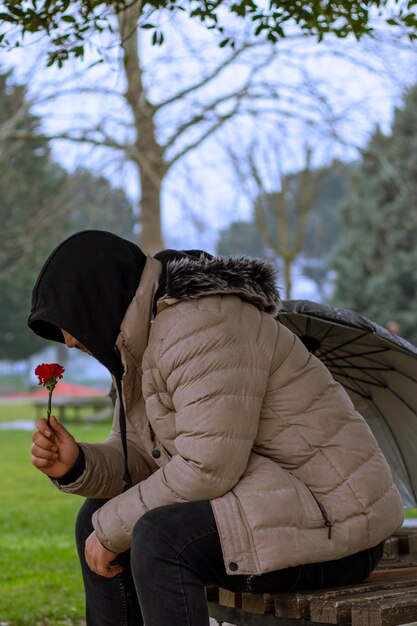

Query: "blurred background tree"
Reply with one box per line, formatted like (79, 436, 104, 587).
(64, 168, 136, 238)
(332, 85, 417, 343)
(218, 147, 349, 298)
(1, 1, 417, 363)
(217, 220, 267, 259)
(0, 70, 136, 361)
(0, 70, 67, 361)
(2, 1, 415, 255)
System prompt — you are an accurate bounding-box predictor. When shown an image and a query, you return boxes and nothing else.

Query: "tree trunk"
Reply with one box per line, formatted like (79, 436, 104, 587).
(282, 255, 293, 300)
(137, 159, 164, 254)
(252, 148, 326, 300)
(118, 5, 166, 253)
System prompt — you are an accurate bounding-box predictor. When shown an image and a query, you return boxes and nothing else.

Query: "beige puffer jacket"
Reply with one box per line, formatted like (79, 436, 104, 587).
(55, 255, 403, 575)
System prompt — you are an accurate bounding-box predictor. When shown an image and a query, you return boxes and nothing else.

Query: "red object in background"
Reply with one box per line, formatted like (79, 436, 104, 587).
(32, 381, 104, 397)
(0, 381, 106, 400)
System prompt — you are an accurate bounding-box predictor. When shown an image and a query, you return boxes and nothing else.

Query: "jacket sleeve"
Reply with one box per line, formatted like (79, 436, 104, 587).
(51, 395, 156, 498)
(92, 303, 273, 552)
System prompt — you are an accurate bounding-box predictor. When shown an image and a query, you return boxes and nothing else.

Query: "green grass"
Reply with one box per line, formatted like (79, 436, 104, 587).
(1, 404, 416, 625)
(0, 402, 37, 422)
(0, 375, 29, 393)
(0, 401, 108, 425)
(0, 403, 111, 625)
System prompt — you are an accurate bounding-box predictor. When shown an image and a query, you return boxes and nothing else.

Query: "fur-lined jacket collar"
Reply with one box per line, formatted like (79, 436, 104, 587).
(163, 255, 281, 316)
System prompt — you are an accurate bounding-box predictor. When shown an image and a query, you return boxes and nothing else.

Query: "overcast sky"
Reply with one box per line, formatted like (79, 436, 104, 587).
(3, 18, 417, 257)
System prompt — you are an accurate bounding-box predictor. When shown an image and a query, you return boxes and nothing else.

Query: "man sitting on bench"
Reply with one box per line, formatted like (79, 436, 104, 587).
(28, 230, 403, 626)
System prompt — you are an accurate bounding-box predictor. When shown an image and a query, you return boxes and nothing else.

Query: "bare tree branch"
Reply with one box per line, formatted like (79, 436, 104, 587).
(167, 101, 242, 167)
(155, 41, 263, 110)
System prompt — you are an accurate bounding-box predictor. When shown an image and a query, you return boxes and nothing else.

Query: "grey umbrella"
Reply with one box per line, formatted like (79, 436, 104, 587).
(277, 300, 417, 508)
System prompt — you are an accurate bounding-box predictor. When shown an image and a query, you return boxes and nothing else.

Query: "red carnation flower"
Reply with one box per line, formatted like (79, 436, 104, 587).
(34, 363, 65, 426)
(35, 363, 65, 387)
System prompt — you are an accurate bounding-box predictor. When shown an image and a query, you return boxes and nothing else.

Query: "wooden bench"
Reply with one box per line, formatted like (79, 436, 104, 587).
(208, 531, 417, 626)
(33, 395, 112, 422)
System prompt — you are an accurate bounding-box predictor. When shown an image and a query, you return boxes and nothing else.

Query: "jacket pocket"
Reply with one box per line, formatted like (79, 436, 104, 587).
(305, 486, 333, 539)
(293, 477, 333, 539)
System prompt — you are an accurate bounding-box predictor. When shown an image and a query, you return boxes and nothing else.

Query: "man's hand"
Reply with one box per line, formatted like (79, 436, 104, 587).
(31, 415, 79, 478)
(85, 531, 122, 578)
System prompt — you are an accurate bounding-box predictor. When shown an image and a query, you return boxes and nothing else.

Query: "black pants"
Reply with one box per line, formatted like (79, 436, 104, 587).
(75, 499, 384, 626)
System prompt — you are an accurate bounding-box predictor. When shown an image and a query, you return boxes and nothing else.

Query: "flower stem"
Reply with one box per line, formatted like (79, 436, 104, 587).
(47, 390, 52, 427)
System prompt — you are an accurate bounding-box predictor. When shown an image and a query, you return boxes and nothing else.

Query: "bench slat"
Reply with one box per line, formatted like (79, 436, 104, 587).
(382, 538, 399, 559)
(310, 586, 417, 624)
(351, 593, 417, 626)
(219, 588, 242, 608)
(274, 574, 417, 620)
(372, 558, 417, 572)
(208, 603, 327, 626)
(205, 585, 219, 602)
(208, 543, 417, 625)
(242, 592, 276, 614)
(397, 533, 417, 556)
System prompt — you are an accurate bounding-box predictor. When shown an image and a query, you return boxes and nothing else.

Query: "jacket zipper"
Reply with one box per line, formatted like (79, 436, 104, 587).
(308, 488, 333, 539)
(148, 423, 173, 459)
(161, 443, 173, 458)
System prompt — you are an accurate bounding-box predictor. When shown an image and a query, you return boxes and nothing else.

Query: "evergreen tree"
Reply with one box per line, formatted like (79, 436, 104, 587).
(332, 86, 417, 344)
(0, 71, 68, 360)
(64, 168, 136, 242)
(216, 221, 269, 258)
(0, 71, 136, 361)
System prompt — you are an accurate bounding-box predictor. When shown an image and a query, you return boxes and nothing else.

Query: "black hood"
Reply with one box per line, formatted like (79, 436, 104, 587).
(28, 230, 147, 377)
